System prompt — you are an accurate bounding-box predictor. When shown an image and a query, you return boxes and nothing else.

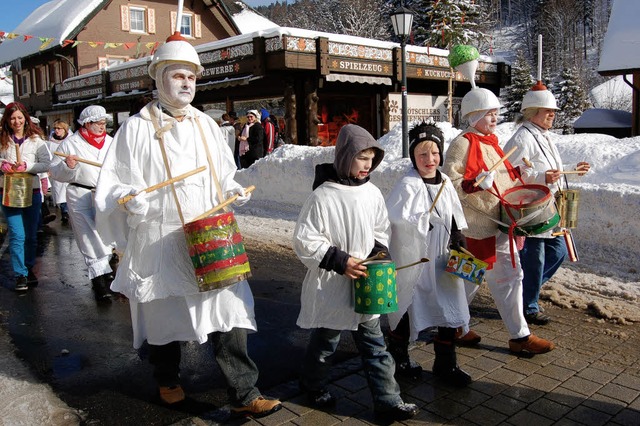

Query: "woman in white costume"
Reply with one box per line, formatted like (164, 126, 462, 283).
(50, 105, 115, 302)
(93, 31, 281, 418)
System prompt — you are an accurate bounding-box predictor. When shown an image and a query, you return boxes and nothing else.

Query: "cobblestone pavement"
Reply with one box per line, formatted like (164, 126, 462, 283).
(179, 304, 640, 426)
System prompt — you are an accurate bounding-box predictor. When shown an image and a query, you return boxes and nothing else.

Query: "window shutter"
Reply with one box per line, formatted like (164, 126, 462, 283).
(195, 14, 201, 38)
(148, 8, 156, 34)
(170, 11, 177, 34)
(120, 5, 130, 31)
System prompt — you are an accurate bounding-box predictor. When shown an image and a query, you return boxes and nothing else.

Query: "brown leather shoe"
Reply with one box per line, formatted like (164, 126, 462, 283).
(231, 396, 282, 418)
(159, 385, 185, 404)
(455, 328, 482, 346)
(509, 334, 555, 354)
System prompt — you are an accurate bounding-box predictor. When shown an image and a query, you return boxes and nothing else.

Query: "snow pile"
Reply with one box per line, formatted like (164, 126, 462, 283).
(235, 122, 640, 323)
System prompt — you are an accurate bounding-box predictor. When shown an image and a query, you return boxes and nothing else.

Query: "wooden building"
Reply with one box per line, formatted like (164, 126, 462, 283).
(0, 1, 510, 144)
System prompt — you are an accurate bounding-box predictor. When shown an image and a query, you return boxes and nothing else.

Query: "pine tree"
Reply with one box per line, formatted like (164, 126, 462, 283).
(555, 66, 591, 134)
(504, 49, 535, 121)
(420, 0, 493, 51)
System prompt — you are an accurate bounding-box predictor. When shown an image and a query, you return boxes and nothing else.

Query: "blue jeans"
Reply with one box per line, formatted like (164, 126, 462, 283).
(300, 318, 402, 410)
(1, 192, 42, 277)
(59, 202, 68, 215)
(148, 328, 261, 407)
(521, 236, 567, 315)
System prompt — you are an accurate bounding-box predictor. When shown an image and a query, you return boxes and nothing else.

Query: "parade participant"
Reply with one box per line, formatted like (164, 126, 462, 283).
(386, 122, 472, 386)
(442, 88, 555, 355)
(260, 108, 276, 155)
(47, 119, 71, 224)
(504, 83, 590, 325)
(94, 32, 281, 418)
(293, 124, 419, 421)
(0, 102, 51, 291)
(238, 110, 264, 168)
(49, 105, 116, 303)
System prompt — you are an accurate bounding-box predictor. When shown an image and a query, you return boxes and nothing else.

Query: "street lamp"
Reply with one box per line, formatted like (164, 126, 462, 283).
(391, 5, 413, 158)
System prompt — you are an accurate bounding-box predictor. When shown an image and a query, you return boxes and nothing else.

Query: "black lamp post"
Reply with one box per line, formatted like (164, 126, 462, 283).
(391, 5, 413, 158)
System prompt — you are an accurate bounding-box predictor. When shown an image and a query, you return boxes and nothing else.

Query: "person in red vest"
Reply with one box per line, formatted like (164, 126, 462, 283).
(260, 108, 277, 156)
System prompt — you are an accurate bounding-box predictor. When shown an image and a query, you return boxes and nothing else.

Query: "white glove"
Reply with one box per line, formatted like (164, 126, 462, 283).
(125, 189, 149, 216)
(475, 171, 495, 190)
(227, 187, 251, 207)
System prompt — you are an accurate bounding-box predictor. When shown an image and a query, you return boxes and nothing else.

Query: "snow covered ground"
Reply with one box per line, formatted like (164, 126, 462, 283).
(234, 122, 640, 324)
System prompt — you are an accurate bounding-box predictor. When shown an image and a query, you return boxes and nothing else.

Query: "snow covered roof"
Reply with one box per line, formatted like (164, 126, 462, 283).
(231, 6, 279, 34)
(0, 0, 108, 65)
(573, 108, 632, 129)
(598, 0, 640, 74)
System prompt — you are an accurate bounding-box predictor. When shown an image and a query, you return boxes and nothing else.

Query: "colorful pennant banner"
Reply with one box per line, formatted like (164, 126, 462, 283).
(0, 30, 161, 53)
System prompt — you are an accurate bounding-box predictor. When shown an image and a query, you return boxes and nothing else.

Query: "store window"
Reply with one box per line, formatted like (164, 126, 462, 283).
(317, 96, 372, 146)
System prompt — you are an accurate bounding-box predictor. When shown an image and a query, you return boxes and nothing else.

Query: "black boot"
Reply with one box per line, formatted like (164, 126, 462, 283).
(432, 339, 472, 387)
(387, 332, 422, 379)
(91, 274, 112, 303)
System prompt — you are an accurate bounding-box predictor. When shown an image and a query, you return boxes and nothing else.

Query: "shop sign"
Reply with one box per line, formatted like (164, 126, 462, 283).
(388, 93, 449, 127)
(200, 62, 243, 79)
(112, 79, 147, 93)
(57, 87, 103, 101)
(329, 59, 391, 76)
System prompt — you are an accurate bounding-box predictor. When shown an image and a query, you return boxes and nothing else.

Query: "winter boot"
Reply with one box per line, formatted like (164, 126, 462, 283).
(432, 339, 472, 387)
(387, 332, 422, 379)
(91, 274, 112, 303)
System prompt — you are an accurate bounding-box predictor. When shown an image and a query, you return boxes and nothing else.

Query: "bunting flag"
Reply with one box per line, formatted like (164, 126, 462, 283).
(39, 37, 54, 50)
(0, 29, 162, 53)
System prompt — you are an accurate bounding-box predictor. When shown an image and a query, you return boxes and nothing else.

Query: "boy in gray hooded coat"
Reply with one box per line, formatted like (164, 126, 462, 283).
(293, 124, 418, 421)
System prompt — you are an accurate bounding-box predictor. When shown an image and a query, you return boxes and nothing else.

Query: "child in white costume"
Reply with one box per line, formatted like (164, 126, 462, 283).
(386, 122, 472, 386)
(293, 124, 418, 421)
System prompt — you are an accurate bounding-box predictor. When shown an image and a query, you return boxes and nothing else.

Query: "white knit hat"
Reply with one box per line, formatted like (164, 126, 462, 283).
(246, 110, 261, 120)
(78, 105, 109, 125)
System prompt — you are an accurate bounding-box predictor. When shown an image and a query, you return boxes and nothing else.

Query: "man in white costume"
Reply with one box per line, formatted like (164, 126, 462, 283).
(94, 32, 281, 418)
(49, 105, 116, 302)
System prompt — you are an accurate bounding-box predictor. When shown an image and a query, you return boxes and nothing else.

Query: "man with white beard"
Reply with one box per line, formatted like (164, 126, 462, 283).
(94, 32, 282, 418)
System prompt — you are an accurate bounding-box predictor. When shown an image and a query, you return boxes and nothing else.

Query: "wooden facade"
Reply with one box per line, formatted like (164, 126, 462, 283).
(51, 28, 510, 145)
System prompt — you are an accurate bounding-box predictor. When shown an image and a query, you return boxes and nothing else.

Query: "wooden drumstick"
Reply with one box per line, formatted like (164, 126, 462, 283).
(428, 179, 447, 214)
(473, 146, 518, 188)
(117, 166, 208, 205)
(396, 257, 430, 270)
(54, 151, 102, 168)
(522, 157, 533, 167)
(191, 185, 256, 222)
(548, 170, 586, 175)
(357, 251, 386, 265)
(458, 247, 478, 258)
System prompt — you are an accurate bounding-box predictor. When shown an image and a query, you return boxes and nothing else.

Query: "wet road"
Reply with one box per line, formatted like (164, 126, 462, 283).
(0, 214, 358, 425)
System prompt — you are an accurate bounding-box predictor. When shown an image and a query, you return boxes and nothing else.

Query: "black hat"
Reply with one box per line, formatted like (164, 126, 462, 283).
(228, 111, 238, 120)
(409, 122, 445, 169)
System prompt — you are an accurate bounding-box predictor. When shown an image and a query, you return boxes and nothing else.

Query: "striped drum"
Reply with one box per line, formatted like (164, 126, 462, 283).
(183, 211, 251, 292)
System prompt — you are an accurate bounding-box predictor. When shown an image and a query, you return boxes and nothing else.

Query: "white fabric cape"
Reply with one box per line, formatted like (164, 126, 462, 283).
(386, 169, 470, 340)
(94, 102, 255, 348)
(293, 181, 389, 330)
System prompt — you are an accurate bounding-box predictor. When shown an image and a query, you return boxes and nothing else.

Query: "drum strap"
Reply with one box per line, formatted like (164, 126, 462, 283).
(193, 115, 227, 213)
(149, 104, 186, 225)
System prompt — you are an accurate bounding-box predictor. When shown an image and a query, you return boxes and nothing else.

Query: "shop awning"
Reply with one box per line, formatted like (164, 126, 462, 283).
(197, 75, 263, 91)
(324, 73, 392, 85)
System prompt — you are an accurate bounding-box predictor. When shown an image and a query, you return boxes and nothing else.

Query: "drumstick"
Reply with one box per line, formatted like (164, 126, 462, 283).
(15, 143, 21, 165)
(473, 145, 518, 187)
(396, 257, 430, 271)
(522, 157, 533, 167)
(117, 166, 208, 205)
(547, 170, 586, 175)
(357, 251, 386, 265)
(458, 247, 478, 258)
(428, 179, 447, 214)
(191, 185, 256, 221)
(54, 151, 102, 168)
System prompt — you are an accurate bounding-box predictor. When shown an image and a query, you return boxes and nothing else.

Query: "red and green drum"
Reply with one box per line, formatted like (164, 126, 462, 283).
(183, 211, 251, 291)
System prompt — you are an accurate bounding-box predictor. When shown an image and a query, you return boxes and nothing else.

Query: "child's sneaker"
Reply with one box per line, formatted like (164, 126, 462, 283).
(231, 396, 282, 418)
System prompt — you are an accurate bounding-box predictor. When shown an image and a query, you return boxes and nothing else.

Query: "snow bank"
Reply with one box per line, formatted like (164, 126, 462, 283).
(235, 122, 640, 323)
